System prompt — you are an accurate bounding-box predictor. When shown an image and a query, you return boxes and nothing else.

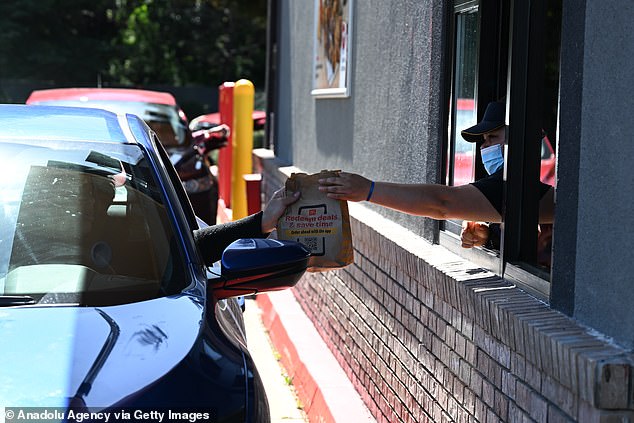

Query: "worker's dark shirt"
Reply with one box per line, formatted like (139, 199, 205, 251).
(470, 169, 551, 215)
(470, 169, 551, 250)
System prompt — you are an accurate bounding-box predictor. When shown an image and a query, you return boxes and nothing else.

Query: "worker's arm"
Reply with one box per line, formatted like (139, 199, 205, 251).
(319, 172, 502, 222)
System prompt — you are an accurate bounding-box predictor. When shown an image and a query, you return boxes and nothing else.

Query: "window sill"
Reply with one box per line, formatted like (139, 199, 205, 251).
(439, 229, 551, 303)
(439, 229, 502, 275)
(504, 262, 550, 302)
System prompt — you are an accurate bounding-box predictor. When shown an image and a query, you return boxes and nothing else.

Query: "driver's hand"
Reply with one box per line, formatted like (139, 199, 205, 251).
(261, 188, 300, 233)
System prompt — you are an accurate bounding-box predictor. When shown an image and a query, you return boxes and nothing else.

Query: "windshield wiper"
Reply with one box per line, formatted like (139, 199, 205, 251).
(0, 296, 36, 306)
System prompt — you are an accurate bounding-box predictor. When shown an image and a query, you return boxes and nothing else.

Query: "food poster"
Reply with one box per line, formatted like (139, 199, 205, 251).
(312, 0, 353, 97)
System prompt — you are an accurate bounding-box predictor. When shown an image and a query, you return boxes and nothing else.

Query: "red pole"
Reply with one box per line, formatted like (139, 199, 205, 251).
(218, 82, 235, 207)
(244, 174, 262, 215)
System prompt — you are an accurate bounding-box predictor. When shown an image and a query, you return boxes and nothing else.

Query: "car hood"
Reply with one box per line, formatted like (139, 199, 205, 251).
(0, 295, 204, 407)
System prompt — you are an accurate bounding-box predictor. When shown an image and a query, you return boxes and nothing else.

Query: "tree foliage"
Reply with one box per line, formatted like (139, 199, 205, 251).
(0, 0, 267, 88)
(0, 0, 118, 85)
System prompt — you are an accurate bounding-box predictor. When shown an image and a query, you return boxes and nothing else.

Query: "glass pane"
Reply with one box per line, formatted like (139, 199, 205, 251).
(535, 0, 561, 271)
(0, 141, 187, 305)
(450, 10, 478, 186)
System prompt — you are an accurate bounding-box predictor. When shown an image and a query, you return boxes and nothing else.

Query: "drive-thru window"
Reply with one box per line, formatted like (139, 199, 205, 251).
(442, 0, 562, 300)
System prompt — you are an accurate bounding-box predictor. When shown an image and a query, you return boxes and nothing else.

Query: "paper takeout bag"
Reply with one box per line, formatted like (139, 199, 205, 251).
(277, 170, 354, 272)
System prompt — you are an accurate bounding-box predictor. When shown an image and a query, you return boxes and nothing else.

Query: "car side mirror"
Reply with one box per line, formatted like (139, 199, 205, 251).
(213, 238, 310, 300)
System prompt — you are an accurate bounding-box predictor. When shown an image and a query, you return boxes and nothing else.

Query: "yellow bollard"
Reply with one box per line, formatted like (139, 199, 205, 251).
(230, 79, 254, 220)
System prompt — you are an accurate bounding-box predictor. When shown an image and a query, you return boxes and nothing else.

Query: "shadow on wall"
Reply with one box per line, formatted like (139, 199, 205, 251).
(315, 99, 354, 162)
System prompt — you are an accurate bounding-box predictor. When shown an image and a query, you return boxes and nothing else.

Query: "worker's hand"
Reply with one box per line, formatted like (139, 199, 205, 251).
(318, 172, 373, 202)
(460, 221, 490, 248)
(261, 188, 300, 233)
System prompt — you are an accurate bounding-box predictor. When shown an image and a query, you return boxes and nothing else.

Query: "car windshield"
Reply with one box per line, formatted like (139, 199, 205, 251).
(31, 100, 188, 147)
(0, 140, 187, 306)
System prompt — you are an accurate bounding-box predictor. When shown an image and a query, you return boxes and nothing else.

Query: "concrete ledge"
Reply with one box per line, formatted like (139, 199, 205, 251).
(256, 290, 376, 423)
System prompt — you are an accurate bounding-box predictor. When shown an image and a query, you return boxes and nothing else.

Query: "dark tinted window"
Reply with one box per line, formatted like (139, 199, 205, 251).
(0, 141, 187, 305)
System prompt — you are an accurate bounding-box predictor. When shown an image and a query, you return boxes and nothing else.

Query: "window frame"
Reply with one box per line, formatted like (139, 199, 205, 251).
(441, 0, 559, 301)
(502, 0, 543, 285)
(503, 0, 560, 301)
(440, 0, 509, 275)
(441, 1, 479, 242)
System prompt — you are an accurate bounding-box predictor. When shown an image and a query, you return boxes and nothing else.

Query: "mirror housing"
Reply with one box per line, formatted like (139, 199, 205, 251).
(213, 238, 310, 300)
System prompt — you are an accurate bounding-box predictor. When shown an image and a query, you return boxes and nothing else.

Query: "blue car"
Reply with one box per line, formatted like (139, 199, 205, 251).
(0, 104, 309, 420)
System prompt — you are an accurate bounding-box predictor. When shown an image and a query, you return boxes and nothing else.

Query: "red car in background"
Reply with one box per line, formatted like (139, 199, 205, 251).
(26, 88, 226, 224)
(539, 132, 556, 187)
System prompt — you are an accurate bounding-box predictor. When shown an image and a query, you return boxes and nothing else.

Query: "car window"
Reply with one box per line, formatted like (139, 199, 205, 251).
(147, 120, 179, 147)
(0, 141, 188, 306)
(30, 100, 189, 146)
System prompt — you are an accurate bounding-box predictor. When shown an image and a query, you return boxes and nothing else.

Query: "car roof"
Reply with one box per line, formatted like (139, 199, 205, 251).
(0, 104, 149, 146)
(26, 88, 177, 106)
(192, 110, 266, 124)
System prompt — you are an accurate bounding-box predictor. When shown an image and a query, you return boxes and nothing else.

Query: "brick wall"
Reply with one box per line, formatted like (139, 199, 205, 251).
(255, 152, 634, 423)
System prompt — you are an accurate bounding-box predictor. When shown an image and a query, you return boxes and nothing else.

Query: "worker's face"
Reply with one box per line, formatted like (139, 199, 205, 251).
(480, 126, 506, 149)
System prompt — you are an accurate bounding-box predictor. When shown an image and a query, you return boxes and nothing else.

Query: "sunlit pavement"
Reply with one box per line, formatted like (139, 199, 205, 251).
(251, 291, 376, 423)
(243, 298, 308, 423)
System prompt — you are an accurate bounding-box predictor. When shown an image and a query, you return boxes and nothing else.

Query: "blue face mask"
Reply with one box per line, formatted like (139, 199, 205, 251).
(481, 144, 504, 175)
